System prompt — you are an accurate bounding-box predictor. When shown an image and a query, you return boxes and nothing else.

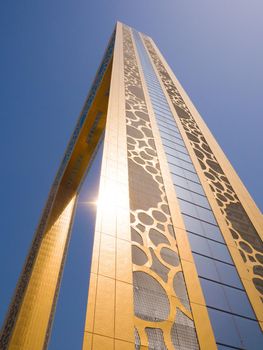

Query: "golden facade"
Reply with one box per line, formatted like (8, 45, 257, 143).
(1, 22, 262, 350)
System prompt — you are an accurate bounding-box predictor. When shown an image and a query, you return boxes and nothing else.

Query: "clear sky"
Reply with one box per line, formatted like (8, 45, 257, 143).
(0, 1, 262, 349)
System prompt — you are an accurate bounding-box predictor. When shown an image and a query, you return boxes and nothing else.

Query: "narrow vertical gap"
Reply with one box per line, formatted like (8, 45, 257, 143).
(48, 140, 104, 350)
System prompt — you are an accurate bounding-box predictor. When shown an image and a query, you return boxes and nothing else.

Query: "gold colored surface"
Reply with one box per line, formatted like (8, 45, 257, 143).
(98, 233, 116, 278)
(84, 273, 97, 333)
(82, 332, 92, 350)
(191, 304, 218, 350)
(115, 339, 134, 350)
(93, 334, 114, 349)
(83, 22, 134, 349)
(1, 27, 113, 349)
(7, 20, 262, 349)
(116, 239, 133, 284)
(93, 275, 115, 337)
(120, 25, 204, 349)
(8, 196, 76, 350)
(115, 281, 134, 342)
(142, 34, 263, 328)
(134, 31, 216, 349)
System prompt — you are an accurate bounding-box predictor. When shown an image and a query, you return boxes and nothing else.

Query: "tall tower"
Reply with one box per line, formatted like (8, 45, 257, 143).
(1, 22, 262, 350)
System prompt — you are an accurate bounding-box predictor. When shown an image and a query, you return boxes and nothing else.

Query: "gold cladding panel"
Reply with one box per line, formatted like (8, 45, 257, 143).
(2, 27, 114, 349)
(82, 22, 134, 348)
(132, 30, 216, 349)
(142, 34, 263, 326)
(121, 25, 210, 349)
(93, 334, 114, 349)
(8, 196, 76, 350)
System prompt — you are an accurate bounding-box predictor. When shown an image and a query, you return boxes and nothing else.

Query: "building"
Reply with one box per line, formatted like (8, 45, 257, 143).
(1, 22, 263, 350)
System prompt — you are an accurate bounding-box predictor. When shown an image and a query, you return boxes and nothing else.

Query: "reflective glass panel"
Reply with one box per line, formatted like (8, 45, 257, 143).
(169, 158, 196, 173)
(192, 253, 220, 281)
(234, 316, 263, 349)
(200, 278, 229, 311)
(214, 260, 243, 289)
(207, 240, 232, 264)
(187, 233, 211, 257)
(224, 286, 256, 319)
(208, 309, 242, 348)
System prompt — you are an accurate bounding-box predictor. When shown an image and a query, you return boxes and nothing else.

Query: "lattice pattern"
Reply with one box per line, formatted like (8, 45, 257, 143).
(142, 35, 263, 299)
(123, 25, 199, 349)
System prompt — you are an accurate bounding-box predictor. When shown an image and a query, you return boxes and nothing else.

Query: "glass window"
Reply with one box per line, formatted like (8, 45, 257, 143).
(194, 205, 217, 225)
(159, 124, 180, 137)
(171, 166, 186, 178)
(156, 113, 175, 122)
(179, 199, 216, 225)
(149, 91, 165, 99)
(152, 99, 169, 107)
(162, 138, 186, 148)
(224, 286, 255, 319)
(182, 169, 200, 183)
(154, 108, 174, 118)
(175, 186, 193, 202)
(200, 278, 255, 320)
(208, 309, 242, 348)
(163, 143, 188, 156)
(190, 191, 210, 209)
(187, 233, 211, 257)
(170, 166, 199, 184)
(182, 214, 224, 243)
(171, 173, 189, 189)
(182, 214, 204, 236)
(151, 96, 168, 105)
(162, 138, 184, 148)
(168, 158, 196, 173)
(157, 116, 176, 127)
(158, 111, 172, 119)
(160, 131, 183, 143)
(154, 106, 172, 115)
(152, 104, 171, 113)
(187, 180, 205, 195)
(200, 278, 229, 311)
(148, 86, 160, 92)
(201, 221, 225, 243)
(214, 260, 243, 289)
(208, 240, 233, 264)
(159, 125, 178, 136)
(178, 199, 198, 217)
(234, 315, 263, 349)
(158, 119, 177, 130)
(148, 91, 162, 98)
(193, 253, 243, 289)
(187, 232, 231, 264)
(192, 253, 220, 281)
(171, 152, 191, 163)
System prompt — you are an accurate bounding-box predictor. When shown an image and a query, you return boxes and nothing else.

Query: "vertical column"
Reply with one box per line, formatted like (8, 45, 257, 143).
(123, 24, 206, 349)
(82, 22, 134, 350)
(2, 195, 77, 350)
(131, 29, 216, 350)
(142, 33, 263, 345)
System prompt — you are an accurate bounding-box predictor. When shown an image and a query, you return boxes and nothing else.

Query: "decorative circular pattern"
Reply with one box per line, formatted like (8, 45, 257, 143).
(143, 34, 263, 300)
(161, 247, 180, 267)
(132, 245, 148, 266)
(123, 26, 197, 349)
(133, 271, 170, 322)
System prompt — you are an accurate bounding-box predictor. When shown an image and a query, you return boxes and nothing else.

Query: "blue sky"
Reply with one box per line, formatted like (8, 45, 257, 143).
(0, 1, 262, 349)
